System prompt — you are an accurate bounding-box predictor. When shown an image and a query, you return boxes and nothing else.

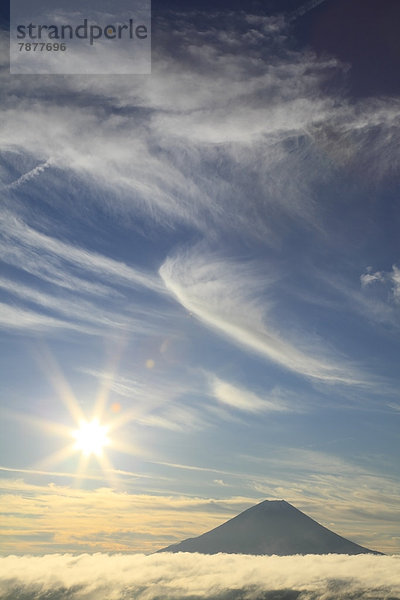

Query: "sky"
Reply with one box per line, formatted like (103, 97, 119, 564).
(1, 0, 400, 557)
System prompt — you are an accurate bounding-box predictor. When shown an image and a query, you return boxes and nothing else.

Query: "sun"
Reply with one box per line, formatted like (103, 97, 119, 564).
(73, 418, 110, 457)
(21, 344, 144, 487)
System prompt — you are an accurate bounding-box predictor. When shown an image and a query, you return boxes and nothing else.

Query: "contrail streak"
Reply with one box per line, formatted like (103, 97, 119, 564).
(6, 158, 53, 190)
(289, 0, 329, 22)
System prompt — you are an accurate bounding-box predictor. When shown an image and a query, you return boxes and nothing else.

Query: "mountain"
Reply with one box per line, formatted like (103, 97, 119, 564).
(157, 499, 381, 555)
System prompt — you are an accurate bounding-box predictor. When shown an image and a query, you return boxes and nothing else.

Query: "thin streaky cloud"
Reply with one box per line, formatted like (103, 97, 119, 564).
(152, 460, 236, 476)
(0, 239, 120, 297)
(0, 465, 108, 481)
(0, 302, 98, 335)
(0, 211, 164, 294)
(0, 277, 154, 334)
(289, 0, 328, 22)
(0, 465, 167, 483)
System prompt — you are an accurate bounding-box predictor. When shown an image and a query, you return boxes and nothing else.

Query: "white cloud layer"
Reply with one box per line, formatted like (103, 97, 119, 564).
(0, 553, 399, 600)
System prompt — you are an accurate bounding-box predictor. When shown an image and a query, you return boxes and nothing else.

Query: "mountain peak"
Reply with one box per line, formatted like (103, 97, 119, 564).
(157, 499, 381, 556)
(251, 499, 293, 510)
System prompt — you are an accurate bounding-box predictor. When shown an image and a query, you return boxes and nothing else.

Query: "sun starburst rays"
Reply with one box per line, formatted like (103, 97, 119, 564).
(36, 442, 79, 472)
(19, 342, 144, 488)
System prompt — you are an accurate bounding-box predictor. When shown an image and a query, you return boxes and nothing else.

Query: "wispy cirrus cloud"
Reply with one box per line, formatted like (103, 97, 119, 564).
(0, 278, 147, 333)
(0, 302, 96, 334)
(361, 265, 400, 304)
(0, 211, 163, 294)
(160, 247, 363, 385)
(210, 376, 291, 414)
(80, 368, 210, 432)
(1, 14, 398, 242)
(0, 210, 170, 335)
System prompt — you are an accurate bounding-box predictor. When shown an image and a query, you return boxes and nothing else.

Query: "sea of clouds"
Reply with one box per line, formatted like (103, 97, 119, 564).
(0, 553, 399, 600)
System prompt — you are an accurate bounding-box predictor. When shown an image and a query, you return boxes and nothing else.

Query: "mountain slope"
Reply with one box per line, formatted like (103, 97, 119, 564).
(157, 500, 381, 555)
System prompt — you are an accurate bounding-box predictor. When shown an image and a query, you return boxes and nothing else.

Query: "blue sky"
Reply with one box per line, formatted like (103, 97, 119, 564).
(1, 0, 400, 555)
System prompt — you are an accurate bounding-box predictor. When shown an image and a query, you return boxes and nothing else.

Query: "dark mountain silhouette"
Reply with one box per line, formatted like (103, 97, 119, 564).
(157, 499, 381, 555)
